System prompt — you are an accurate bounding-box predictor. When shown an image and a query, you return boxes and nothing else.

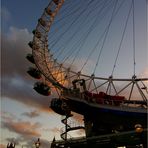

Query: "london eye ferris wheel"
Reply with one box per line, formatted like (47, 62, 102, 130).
(26, 0, 148, 141)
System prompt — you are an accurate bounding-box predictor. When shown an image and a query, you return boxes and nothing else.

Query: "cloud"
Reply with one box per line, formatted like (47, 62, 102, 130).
(1, 27, 55, 113)
(1, 111, 51, 147)
(1, 108, 52, 148)
(2, 74, 52, 113)
(76, 129, 85, 136)
(139, 67, 148, 78)
(50, 127, 61, 134)
(1, 27, 32, 77)
(0, 144, 5, 148)
(71, 112, 84, 124)
(1, 7, 11, 22)
(22, 110, 40, 118)
(2, 112, 41, 138)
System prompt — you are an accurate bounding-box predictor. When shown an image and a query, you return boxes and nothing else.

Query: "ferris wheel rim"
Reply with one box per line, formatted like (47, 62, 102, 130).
(31, 0, 148, 102)
(32, 0, 148, 81)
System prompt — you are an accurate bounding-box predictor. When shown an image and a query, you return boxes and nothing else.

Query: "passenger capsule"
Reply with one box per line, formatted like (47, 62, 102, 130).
(28, 41, 33, 48)
(38, 18, 46, 27)
(45, 7, 52, 16)
(34, 82, 51, 96)
(32, 30, 41, 39)
(32, 30, 36, 34)
(27, 67, 41, 79)
(50, 98, 66, 115)
(26, 53, 35, 64)
(53, 0, 60, 5)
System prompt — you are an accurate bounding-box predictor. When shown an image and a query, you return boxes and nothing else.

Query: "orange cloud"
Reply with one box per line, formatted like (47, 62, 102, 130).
(71, 112, 84, 124)
(22, 110, 40, 118)
(4, 120, 41, 137)
(76, 129, 85, 136)
(50, 127, 61, 133)
(0, 144, 5, 148)
(139, 67, 148, 78)
(2, 112, 41, 138)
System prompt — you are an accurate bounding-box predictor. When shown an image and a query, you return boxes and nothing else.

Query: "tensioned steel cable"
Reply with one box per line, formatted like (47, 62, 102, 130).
(48, 1, 84, 41)
(55, 0, 100, 61)
(132, 0, 136, 76)
(111, 1, 133, 76)
(93, 0, 118, 75)
(67, 0, 112, 68)
(80, 0, 125, 72)
(48, 0, 94, 56)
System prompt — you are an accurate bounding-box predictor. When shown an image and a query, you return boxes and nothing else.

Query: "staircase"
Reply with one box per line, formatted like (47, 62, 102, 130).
(60, 115, 85, 141)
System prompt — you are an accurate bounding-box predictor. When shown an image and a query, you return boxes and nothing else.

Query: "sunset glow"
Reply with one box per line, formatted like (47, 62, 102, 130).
(1, 0, 147, 147)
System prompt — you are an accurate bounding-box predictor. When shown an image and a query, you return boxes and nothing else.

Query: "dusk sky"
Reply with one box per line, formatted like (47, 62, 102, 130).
(1, 1, 85, 147)
(1, 0, 148, 148)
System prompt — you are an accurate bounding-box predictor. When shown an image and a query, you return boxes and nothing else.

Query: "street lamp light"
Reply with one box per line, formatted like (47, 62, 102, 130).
(35, 138, 41, 148)
(135, 124, 143, 133)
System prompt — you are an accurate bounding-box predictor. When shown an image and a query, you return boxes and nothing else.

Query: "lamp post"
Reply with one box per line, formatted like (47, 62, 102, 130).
(35, 138, 41, 148)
